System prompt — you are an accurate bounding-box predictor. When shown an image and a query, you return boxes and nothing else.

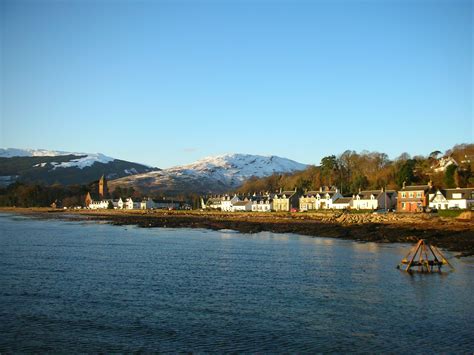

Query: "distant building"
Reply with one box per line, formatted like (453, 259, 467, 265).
(140, 197, 155, 210)
(221, 195, 240, 212)
(153, 198, 181, 210)
(299, 187, 343, 211)
(352, 188, 397, 211)
(332, 197, 352, 210)
(397, 181, 434, 212)
(124, 197, 140, 209)
(89, 199, 111, 209)
(431, 157, 458, 173)
(201, 196, 223, 210)
(272, 188, 299, 212)
(251, 194, 273, 212)
(232, 200, 253, 212)
(99, 174, 108, 199)
(429, 187, 474, 210)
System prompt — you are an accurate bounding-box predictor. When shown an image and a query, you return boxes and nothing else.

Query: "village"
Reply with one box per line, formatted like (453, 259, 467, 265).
(85, 175, 474, 213)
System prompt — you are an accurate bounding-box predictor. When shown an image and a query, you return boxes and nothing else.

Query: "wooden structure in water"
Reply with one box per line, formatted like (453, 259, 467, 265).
(398, 239, 454, 273)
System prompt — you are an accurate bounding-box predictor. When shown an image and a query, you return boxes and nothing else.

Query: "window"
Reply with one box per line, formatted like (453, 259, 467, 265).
(401, 202, 406, 209)
(401, 192, 406, 198)
(453, 193, 462, 199)
(409, 192, 414, 198)
(416, 192, 422, 198)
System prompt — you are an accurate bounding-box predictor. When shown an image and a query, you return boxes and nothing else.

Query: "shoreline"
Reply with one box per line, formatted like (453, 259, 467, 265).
(1, 207, 473, 257)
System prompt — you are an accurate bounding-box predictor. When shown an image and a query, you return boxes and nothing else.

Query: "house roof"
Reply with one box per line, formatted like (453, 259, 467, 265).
(233, 201, 251, 206)
(274, 191, 296, 199)
(400, 184, 432, 192)
(303, 190, 337, 197)
(358, 190, 381, 199)
(444, 188, 474, 200)
(334, 197, 352, 204)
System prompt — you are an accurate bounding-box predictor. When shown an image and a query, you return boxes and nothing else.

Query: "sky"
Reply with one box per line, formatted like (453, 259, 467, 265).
(1, 0, 472, 168)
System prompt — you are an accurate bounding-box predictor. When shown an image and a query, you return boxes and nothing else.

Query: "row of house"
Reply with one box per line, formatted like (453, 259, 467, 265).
(201, 183, 474, 213)
(86, 193, 183, 210)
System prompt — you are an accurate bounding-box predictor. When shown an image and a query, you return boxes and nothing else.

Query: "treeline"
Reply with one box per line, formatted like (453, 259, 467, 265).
(0, 181, 201, 208)
(237, 144, 474, 195)
(0, 182, 91, 208)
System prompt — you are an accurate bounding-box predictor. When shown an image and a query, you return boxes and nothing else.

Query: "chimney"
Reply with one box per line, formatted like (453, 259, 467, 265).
(403, 181, 406, 189)
(279, 187, 282, 193)
(358, 187, 361, 194)
(319, 187, 322, 192)
(428, 179, 433, 189)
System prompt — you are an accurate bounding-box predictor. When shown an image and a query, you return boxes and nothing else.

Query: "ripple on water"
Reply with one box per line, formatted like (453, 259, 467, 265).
(0, 215, 473, 352)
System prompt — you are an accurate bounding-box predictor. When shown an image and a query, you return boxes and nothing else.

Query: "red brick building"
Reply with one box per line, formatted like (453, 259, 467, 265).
(397, 181, 434, 212)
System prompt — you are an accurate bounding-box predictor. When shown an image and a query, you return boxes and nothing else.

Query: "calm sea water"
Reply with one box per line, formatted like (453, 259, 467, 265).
(0, 213, 473, 352)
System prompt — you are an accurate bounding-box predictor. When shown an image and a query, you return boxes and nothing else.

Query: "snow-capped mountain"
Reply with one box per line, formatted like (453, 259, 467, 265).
(0, 148, 157, 186)
(0, 148, 115, 168)
(109, 153, 307, 194)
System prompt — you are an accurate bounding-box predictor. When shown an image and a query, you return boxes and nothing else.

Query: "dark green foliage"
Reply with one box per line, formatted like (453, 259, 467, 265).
(395, 159, 416, 187)
(444, 165, 457, 188)
(0, 182, 90, 207)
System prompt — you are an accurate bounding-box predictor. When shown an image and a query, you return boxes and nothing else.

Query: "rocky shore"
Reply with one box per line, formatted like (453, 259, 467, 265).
(1, 208, 473, 257)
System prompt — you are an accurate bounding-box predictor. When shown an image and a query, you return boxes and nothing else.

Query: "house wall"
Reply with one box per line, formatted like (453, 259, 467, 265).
(447, 200, 468, 209)
(252, 202, 272, 212)
(352, 198, 377, 210)
(397, 191, 428, 212)
(332, 202, 350, 210)
(232, 203, 252, 212)
(273, 198, 289, 211)
(299, 197, 317, 211)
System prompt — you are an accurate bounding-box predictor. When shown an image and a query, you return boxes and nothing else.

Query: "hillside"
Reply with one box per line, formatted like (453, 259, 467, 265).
(236, 143, 474, 194)
(0, 149, 157, 186)
(108, 153, 307, 195)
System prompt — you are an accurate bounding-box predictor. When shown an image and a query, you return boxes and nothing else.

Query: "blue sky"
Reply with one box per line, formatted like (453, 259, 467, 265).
(1, 0, 472, 168)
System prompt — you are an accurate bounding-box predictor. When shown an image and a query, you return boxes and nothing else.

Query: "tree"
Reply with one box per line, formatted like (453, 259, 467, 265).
(444, 165, 457, 188)
(396, 159, 416, 187)
(429, 150, 442, 160)
(320, 155, 338, 186)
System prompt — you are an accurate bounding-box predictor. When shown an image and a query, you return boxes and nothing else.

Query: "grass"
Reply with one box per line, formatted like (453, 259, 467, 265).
(437, 209, 465, 218)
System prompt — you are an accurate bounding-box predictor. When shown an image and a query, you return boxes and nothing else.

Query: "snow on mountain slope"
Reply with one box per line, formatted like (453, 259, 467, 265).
(0, 148, 114, 169)
(0, 148, 74, 158)
(50, 153, 114, 169)
(0, 148, 156, 186)
(109, 153, 308, 194)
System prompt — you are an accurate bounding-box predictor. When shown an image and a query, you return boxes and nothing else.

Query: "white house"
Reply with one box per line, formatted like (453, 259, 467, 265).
(332, 197, 352, 210)
(124, 197, 140, 209)
(221, 194, 240, 212)
(232, 200, 252, 212)
(89, 199, 111, 209)
(112, 198, 123, 209)
(140, 197, 155, 210)
(432, 157, 458, 173)
(351, 189, 397, 210)
(299, 187, 343, 211)
(251, 195, 273, 212)
(429, 188, 474, 210)
(201, 196, 223, 210)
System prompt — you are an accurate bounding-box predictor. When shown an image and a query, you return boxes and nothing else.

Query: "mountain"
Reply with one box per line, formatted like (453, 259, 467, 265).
(0, 148, 157, 186)
(108, 153, 307, 195)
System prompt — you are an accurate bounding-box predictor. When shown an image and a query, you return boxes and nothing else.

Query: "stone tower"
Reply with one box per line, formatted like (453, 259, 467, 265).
(99, 175, 108, 199)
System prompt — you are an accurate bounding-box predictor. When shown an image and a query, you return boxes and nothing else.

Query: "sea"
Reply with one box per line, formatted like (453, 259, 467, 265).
(0, 213, 473, 352)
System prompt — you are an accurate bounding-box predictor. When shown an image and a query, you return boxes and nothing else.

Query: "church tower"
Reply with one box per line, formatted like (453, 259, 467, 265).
(99, 175, 108, 199)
